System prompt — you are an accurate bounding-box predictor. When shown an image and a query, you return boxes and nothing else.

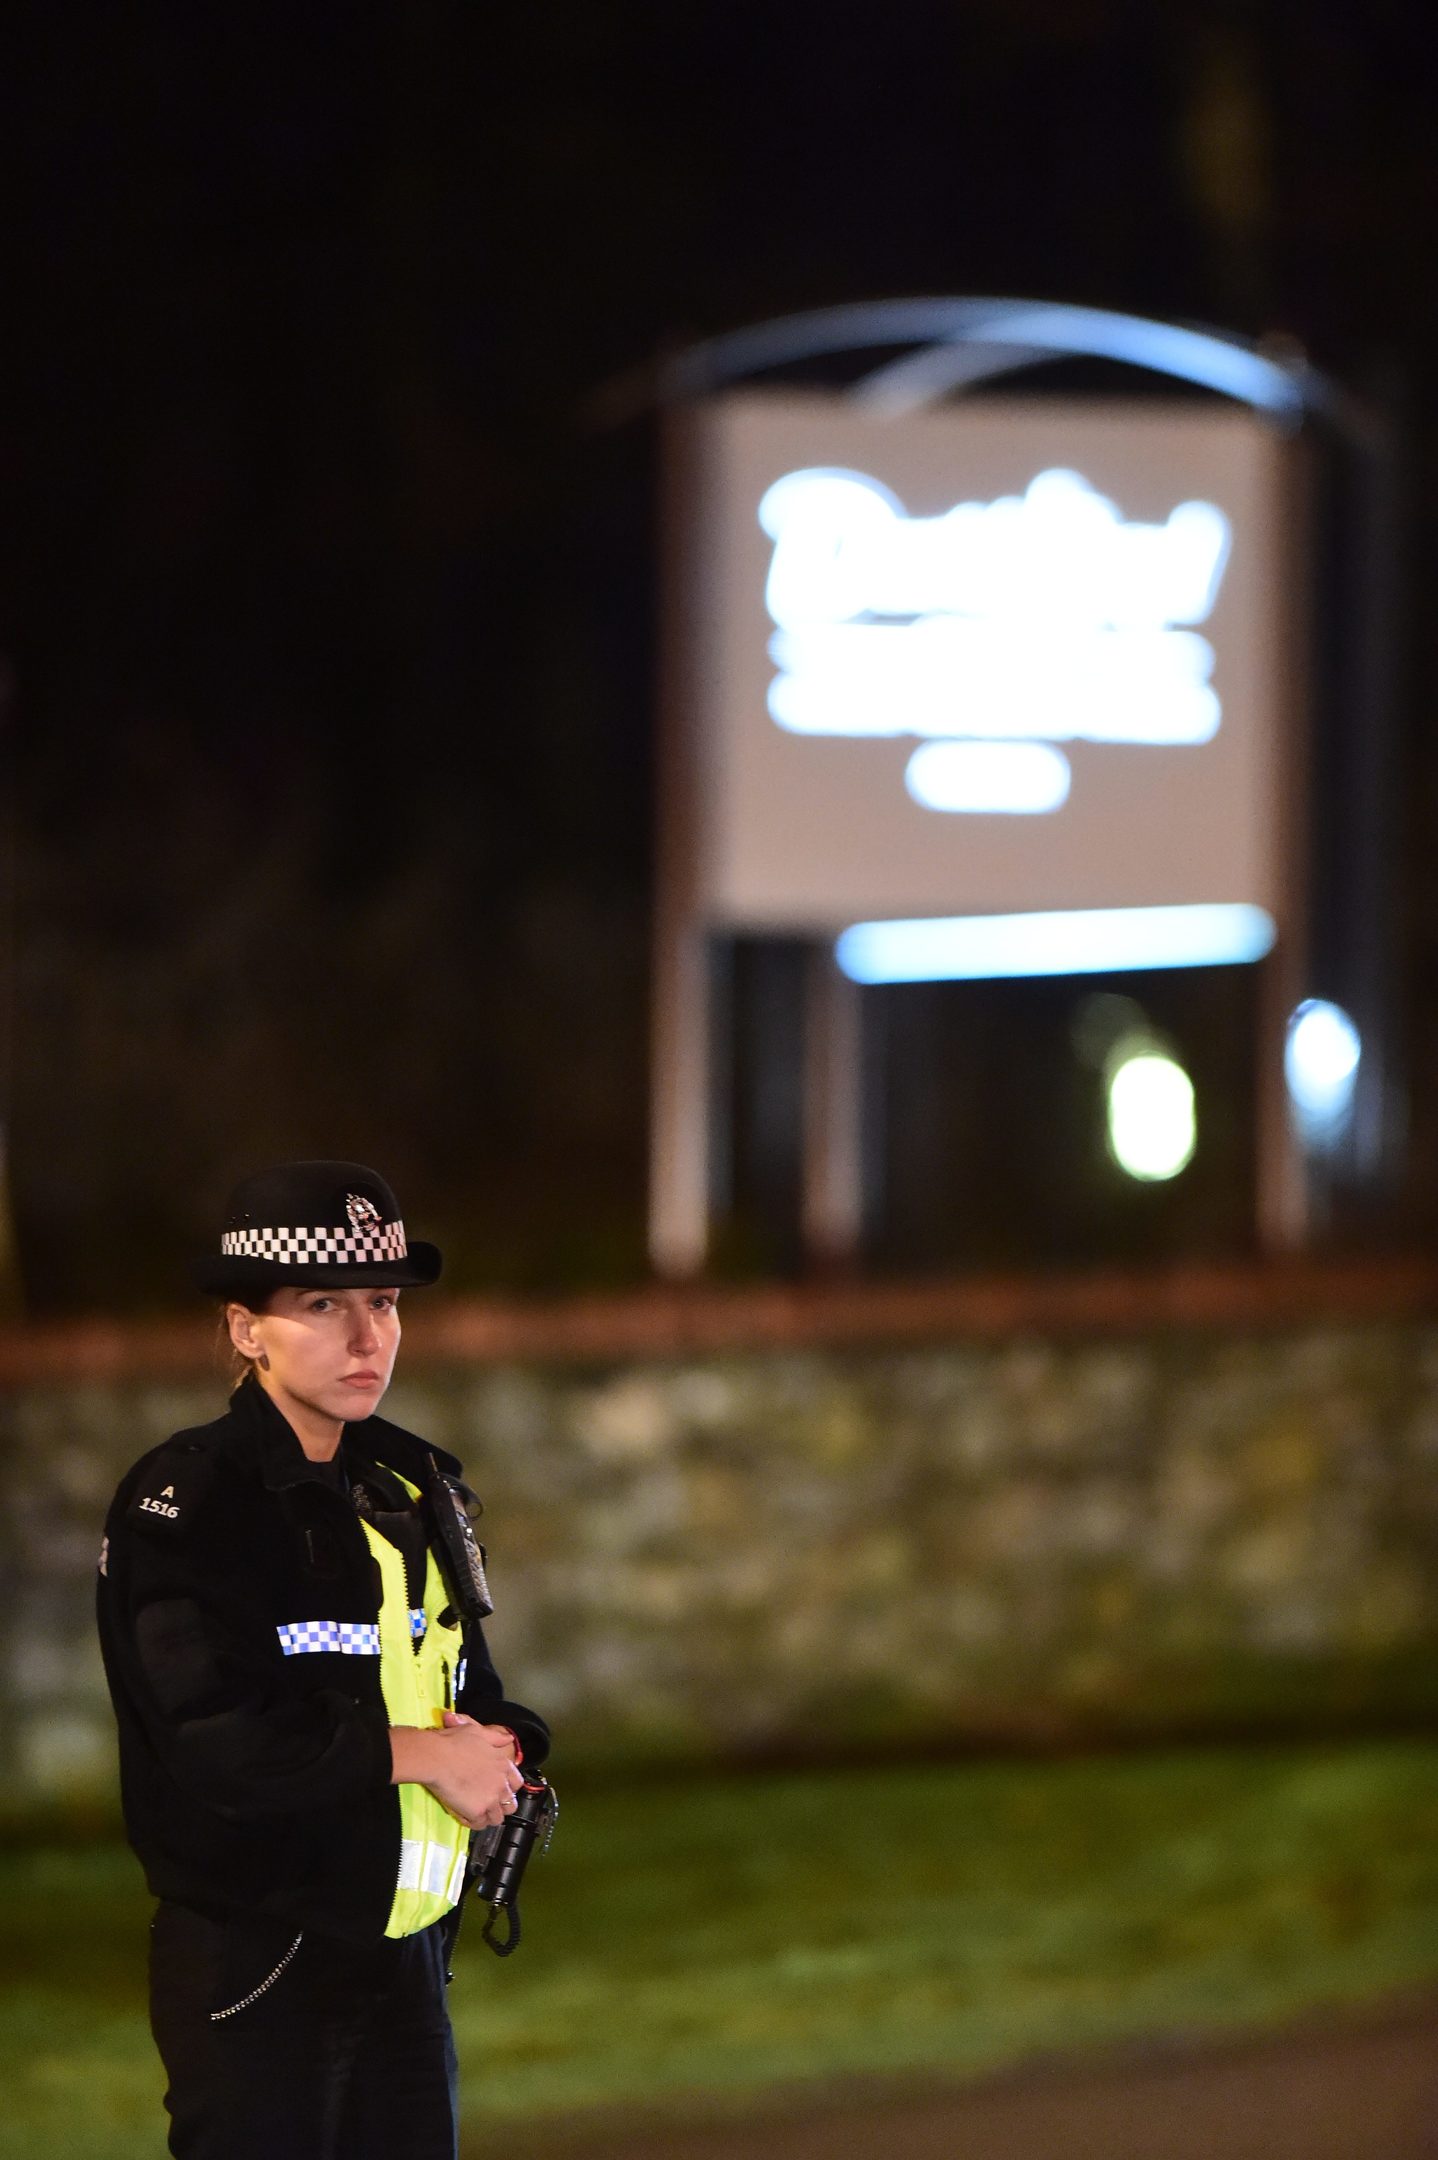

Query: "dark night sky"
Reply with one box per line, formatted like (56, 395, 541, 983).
(6, 1, 1438, 1309)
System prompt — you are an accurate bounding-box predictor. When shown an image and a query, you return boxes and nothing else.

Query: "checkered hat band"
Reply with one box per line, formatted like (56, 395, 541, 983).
(277, 1620, 381, 1657)
(221, 1220, 408, 1265)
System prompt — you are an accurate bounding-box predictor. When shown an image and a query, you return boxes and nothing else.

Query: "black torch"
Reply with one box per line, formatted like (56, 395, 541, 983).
(472, 1774, 558, 1956)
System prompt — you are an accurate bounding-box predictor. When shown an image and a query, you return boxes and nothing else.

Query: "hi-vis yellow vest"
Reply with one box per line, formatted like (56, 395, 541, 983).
(360, 1473, 469, 1939)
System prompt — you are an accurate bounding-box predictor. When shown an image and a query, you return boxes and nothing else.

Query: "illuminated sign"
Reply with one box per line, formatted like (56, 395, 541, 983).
(761, 468, 1233, 815)
(673, 392, 1286, 951)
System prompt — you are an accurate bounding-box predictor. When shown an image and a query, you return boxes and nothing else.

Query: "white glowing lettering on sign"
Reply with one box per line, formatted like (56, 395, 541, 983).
(758, 468, 1233, 813)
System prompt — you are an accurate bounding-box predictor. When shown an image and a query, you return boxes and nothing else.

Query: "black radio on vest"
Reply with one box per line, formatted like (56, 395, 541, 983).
(426, 1455, 495, 1624)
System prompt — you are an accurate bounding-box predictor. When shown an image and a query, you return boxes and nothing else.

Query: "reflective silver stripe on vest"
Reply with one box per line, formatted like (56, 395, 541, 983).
(397, 1837, 468, 1904)
(276, 1621, 381, 1656)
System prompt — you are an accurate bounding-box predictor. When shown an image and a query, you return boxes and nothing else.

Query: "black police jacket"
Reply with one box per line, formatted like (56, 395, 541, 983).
(96, 1377, 549, 1943)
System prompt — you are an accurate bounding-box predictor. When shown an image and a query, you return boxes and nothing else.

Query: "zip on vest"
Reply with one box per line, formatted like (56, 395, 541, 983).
(358, 1483, 469, 1938)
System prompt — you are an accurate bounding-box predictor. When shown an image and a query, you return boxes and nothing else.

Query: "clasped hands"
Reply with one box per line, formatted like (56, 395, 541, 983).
(389, 1715, 524, 1828)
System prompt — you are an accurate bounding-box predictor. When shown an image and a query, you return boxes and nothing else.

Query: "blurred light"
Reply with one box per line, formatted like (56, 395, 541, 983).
(1071, 991, 1148, 1069)
(905, 741, 1071, 814)
(1285, 999, 1361, 1141)
(835, 904, 1276, 984)
(760, 468, 1230, 633)
(768, 621, 1221, 746)
(1107, 1051, 1196, 1181)
(760, 468, 1231, 762)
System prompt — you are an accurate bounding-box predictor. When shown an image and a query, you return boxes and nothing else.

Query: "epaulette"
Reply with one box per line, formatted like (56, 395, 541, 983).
(124, 1434, 225, 1540)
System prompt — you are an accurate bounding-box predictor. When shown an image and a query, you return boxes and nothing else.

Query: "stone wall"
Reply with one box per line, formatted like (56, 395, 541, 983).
(4, 1292, 1438, 1806)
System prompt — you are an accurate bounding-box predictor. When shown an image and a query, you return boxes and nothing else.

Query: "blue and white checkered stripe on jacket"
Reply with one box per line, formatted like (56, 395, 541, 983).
(276, 1620, 381, 1656)
(276, 1611, 428, 1655)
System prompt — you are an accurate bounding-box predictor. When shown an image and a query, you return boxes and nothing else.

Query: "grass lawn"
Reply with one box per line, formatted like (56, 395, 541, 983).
(1, 1740, 1436, 2158)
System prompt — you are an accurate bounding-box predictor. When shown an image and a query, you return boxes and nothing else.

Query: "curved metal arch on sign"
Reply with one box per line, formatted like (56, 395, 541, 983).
(661, 296, 1372, 443)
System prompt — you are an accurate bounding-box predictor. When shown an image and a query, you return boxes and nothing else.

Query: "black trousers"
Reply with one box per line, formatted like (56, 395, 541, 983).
(149, 1901, 460, 2160)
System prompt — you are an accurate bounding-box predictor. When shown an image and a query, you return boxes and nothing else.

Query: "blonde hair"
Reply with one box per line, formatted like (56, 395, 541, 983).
(215, 1298, 270, 1389)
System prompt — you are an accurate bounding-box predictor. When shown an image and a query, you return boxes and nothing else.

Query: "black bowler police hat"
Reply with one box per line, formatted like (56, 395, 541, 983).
(190, 1160, 443, 1299)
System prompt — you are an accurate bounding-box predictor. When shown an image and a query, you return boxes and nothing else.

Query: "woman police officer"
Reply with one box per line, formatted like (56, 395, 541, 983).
(97, 1161, 549, 2159)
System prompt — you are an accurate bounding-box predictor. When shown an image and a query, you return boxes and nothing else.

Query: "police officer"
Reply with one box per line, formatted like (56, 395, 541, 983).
(97, 1161, 549, 2160)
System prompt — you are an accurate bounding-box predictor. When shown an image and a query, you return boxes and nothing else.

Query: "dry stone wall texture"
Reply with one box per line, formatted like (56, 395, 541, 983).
(4, 1320, 1438, 1803)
